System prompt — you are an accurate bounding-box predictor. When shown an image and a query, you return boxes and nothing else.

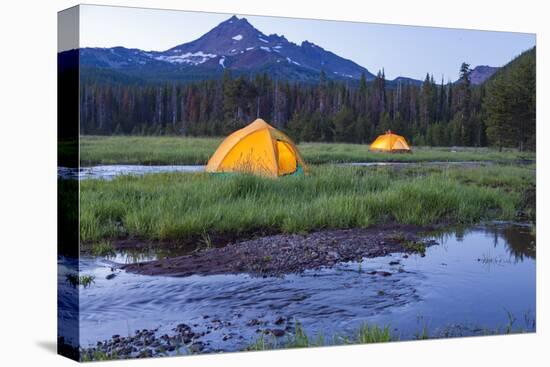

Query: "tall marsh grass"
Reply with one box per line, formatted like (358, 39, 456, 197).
(79, 165, 526, 242)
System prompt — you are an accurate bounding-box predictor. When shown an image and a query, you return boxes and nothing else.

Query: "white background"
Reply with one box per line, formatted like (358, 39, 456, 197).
(0, 0, 547, 366)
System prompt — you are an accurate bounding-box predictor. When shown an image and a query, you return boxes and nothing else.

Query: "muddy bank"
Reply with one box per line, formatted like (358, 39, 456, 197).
(122, 225, 437, 277)
(80, 230, 277, 258)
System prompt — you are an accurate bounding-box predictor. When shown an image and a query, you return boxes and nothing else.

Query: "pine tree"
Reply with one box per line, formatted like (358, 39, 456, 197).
(484, 48, 535, 151)
(454, 62, 472, 145)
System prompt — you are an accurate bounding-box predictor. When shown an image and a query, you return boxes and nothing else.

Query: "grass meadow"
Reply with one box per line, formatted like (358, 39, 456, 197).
(79, 135, 535, 166)
(79, 164, 534, 242)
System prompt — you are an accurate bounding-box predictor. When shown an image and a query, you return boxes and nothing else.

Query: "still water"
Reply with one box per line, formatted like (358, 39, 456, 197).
(58, 161, 493, 180)
(58, 165, 204, 180)
(58, 223, 535, 351)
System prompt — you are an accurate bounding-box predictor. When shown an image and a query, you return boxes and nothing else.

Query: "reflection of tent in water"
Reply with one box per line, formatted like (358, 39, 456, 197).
(206, 119, 307, 177)
(370, 131, 411, 152)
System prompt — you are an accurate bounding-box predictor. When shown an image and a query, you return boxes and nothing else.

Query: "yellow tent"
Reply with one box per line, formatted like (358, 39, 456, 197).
(205, 119, 307, 177)
(369, 130, 411, 152)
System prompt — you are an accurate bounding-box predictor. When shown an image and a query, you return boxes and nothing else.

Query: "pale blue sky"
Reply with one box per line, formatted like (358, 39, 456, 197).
(79, 4, 535, 81)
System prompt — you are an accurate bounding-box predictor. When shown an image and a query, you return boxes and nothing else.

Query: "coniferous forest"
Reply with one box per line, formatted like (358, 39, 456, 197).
(79, 47, 535, 151)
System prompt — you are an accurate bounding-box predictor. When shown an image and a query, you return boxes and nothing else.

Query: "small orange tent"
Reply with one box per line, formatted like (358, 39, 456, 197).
(205, 119, 307, 177)
(370, 131, 411, 152)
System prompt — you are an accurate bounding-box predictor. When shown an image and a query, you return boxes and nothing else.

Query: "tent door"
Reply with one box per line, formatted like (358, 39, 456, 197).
(276, 140, 297, 175)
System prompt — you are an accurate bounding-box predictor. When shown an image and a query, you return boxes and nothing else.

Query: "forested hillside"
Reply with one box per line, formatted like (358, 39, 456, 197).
(484, 47, 536, 151)
(78, 47, 535, 150)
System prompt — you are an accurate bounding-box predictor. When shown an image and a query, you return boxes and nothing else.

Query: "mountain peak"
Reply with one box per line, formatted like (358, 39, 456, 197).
(469, 65, 499, 85)
(219, 15, 256, 30)
(452, 64, 498, 85)
(165, 15, 264, 55)
(77, 14, 378, 82)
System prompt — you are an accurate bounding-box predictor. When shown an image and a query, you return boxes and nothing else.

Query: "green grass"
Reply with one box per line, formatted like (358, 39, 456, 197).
(80, 136, 220, 166)
(299, 143, 534, 164)
(447, 164, 535, 190)
(248, 321, 392, 351)
(79, 136, 535, 166)
(65, 274, 95, 288)
(79, 164, 531, 242)
(356, 323, 393, 343)
(247, 314, 530, 352)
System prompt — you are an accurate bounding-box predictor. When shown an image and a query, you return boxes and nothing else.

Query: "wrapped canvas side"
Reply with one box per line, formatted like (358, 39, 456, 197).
(57, 5, 80, 361)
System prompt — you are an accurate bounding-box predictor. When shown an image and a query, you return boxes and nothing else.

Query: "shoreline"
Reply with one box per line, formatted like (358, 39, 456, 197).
(121, 225, 437, 277)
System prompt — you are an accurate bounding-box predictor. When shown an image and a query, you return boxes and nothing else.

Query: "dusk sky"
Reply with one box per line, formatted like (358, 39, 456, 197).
(79, 5, 535, 81)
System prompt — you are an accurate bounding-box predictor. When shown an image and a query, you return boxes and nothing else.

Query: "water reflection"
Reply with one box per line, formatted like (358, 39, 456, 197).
(426, 223, 535, 261)
(67, 224, 535, 352)
(57, 177, 80, 358)
(103, 242, 206, 264)
(500, 225, 536, 260)
(57, 256, 80, 357)
(58, 165, 204, 180)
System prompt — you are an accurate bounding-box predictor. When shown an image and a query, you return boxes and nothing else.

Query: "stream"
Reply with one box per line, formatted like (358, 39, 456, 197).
(58, 223, 535, 354)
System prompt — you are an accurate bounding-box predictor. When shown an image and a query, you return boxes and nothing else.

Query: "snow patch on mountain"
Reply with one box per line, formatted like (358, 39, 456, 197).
(219, 56, 226, 68)
(232, 34, 243, 41)
(260, 46, 271, 52)
(258, 37, 269, 43)
(155, 51, 217, 65)
(286, 57, 300, 66)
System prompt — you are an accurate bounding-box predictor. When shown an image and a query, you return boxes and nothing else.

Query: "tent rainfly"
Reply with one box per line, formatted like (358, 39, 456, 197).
(205, 119, 307, 177)
(369, 130, 411, 152)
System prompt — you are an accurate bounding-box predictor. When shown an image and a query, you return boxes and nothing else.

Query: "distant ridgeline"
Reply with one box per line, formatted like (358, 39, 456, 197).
(67, 15, 535, 150)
